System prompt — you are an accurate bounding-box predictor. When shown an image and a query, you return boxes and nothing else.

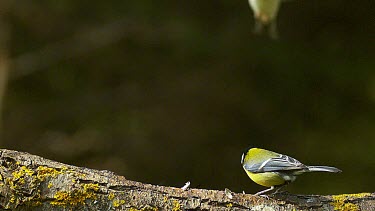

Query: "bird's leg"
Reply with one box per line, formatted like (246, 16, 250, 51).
(254, 186, 274, 196)
(272, 185, 285, 194)
(268, 21, 279, 39)
(253, 20, 264, 35)
(271, 183, 289, 195)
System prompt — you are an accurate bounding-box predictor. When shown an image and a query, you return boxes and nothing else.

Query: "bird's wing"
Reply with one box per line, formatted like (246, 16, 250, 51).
(243, 154, 308, 173)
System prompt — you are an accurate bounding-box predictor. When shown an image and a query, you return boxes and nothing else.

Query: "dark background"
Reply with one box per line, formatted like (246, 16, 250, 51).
(1, 1, 374, 195)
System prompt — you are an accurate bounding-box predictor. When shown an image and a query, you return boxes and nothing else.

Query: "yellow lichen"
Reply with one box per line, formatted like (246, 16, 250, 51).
(5, 178, 14, 189)
(12, 166, 34, 179)
(163, 196, 168, 203)
(9, 195, 16, 203)
(36, 166, 63, 181)
(172, 200, 181, 211)
(50, 183, 99, 207)
(113, 199, 125, 207)
(23, 192, 43, 207)
(8, 166, 35, 191)
(108, 192, 115, 200)
(226, 202, 233, 208)
(83, 183, 99, 192)
(51, 190, 91, 206)
(18, 178, 25, 185)
(331, 193, 370, 211)
(144, 206, 158, 211)
(6, 164, 102, 209)
(53, 191, 70, 201)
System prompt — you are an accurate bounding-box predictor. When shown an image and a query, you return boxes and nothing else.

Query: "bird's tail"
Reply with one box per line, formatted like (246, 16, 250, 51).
(307, 166, 342, 173)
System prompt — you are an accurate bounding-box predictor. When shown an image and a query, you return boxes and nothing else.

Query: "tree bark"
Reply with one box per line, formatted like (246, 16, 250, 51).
(0, 149, 373, 211)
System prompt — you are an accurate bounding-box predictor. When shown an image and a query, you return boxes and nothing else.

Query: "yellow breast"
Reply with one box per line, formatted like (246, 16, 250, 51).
(245, 170, 285, 187)
(249, 0, 281, 24)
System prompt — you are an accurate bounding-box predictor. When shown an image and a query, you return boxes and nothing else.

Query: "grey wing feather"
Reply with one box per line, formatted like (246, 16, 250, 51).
(244, 154, 308, 173)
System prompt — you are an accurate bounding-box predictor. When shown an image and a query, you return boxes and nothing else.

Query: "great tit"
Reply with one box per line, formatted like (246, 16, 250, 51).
(248, 0, 282, 39)
(241, 147, 342, 195)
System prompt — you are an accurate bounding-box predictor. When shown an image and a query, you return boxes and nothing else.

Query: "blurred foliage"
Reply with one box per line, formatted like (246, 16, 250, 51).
(2, 1, 375, 194)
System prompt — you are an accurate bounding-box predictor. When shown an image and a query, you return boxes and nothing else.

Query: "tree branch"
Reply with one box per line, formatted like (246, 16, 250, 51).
(0, 149, 373, 210)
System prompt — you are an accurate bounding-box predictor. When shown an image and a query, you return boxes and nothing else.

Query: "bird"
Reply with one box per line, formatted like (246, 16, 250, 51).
(241, 147, 342, 195)
(247, 0, 283, 39)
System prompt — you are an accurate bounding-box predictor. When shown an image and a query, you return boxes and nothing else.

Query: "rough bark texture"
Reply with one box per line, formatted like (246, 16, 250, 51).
(0, 149, 373, 211)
